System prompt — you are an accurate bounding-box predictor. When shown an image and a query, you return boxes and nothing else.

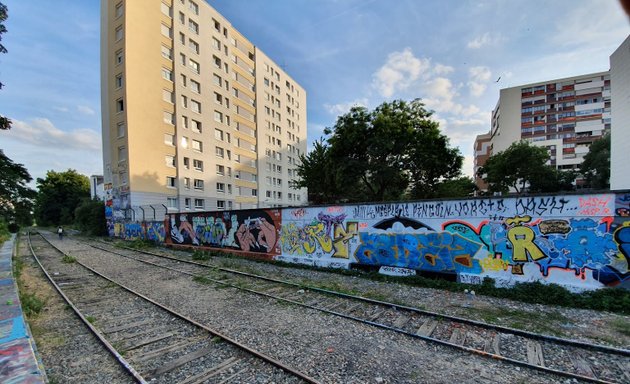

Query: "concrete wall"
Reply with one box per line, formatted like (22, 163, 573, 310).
(108, 191, 630, 292)
(610, 35, 630, 190)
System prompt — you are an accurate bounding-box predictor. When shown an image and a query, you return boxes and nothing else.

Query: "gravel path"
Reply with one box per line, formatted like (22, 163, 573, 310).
(47, 234, 593, 384)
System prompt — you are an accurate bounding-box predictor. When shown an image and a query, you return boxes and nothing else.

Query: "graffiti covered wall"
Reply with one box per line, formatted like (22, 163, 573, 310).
(109, 192, 630, 291)
(278, 193, 630, 291)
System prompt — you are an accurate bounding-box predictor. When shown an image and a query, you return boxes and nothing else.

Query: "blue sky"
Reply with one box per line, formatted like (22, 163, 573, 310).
(0, 0, 628, 185)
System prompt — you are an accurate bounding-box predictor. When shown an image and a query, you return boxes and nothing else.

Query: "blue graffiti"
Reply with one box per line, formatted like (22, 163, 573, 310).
(355, 232, 483, 273)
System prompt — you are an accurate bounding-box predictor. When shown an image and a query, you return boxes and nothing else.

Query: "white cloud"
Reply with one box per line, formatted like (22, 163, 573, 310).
(372, 48, 431, 97)
(467, 32, 504, 49)
(467, 66, 492, 97)
(77, 105, 95, 115)
(9, 118, 101, 151)
(53, 106, 69, 113)
(323, 98, 369, 115)
(433, 63, 454, 75)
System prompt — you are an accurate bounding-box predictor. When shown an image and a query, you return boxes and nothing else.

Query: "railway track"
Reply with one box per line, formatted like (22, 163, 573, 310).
(88, 239, 630, 384)
(27, 232, 318, 384)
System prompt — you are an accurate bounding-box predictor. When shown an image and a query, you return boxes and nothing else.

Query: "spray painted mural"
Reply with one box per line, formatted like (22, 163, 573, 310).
(165, 209, 281, 256)
(110, 192, 630, 291)
(277, 193, 630, 291)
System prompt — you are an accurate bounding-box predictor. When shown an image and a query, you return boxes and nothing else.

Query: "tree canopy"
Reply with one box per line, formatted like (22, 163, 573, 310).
(0, 150, 35, 226)
(478, 140, 575, 194)
(579, 133, 610, 190)
(0, 2, 10, 130)
(294, 99, 463, 203)
(34, 169, 90, 226)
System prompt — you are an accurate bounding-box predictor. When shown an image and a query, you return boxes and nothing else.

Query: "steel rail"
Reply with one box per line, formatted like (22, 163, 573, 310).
(40, 234, 320, 384)
(91, 241, 627, 384)
(27, 232, 148, 384)
(97, 241, 630, 356)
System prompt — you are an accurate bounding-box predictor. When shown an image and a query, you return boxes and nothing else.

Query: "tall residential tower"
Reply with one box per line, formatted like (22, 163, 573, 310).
(101, 0, 307, 217)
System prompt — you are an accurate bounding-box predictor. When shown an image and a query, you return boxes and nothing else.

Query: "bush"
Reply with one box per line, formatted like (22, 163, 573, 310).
(7, 222, 19, 233)
(74, 199, 107, 236)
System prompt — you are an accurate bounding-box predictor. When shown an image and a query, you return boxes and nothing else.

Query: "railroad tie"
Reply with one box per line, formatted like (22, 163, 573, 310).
(416, 319, 438, 337)
(102, 319, 155, 334)
(526, 341, 545, 367)
(569, 355, 595, 378)
(178, 356, 241, 384)
(132, 338, 203, 363)
(483, 333, 501, 355)
(216, 367, 249, 384)
(123, 332, 175, 352)
(144, 344, 218, 379)
(393, 315, 410, 329)
(449, 328, 466, 345)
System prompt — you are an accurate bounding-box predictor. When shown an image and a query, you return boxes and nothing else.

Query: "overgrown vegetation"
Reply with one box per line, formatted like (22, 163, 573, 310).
(62, 254, 76, 263)
(74, 199, 107, 236)
(119, 238, 157, 250)
(20, 292, 45, 317)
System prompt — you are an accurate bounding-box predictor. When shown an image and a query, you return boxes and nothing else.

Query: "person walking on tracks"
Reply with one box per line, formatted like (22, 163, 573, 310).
(57, 226, 64, 240)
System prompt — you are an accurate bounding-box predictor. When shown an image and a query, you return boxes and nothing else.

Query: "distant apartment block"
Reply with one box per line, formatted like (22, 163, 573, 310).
(100, 0, 307, 216)
(474, 35, 630, 192)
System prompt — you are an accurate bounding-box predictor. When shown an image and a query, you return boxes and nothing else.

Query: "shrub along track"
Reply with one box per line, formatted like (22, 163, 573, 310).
(87, 240, 630, 384)
(27, 232, 317, 384)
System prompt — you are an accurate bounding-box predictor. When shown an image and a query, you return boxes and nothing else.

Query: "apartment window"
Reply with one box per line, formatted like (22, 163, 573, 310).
(217, 200, 225, 210)
(160, 2, 172, 17)
(183, 177, 191, 190)
(194, 198, 204, 209)
(117, 122, 126, 138)
(227, 184, 232, 194)
(182, 115, 189, 129)
(214, 92, 223, 105)
(252, 189, 257, 197)
(163, 89, 174, 103)
(189, 59, 200, 74)
(115, 74, 123, 89)
(188, 19, 199, 34)
(181, 95, 188, 108)
(189, 0, 199, 14)
(214, 111, 223, 123)
(192, 119, 202, 133)
(179, 11, 185, 24)
(115, 2, 123, 18)
(165, 155, 175, 167)
(164, 133, 174, 145)
(227, 167, 232, 177)
(162, 68, 173, 81)
(180, 74, 187, 86)
(179, 32, 185, 45)
(161, 45, 172, 60)
(216, 183, 225, 193)
(183, 157, 190, 169)
(213, 19, 221, 32)
(216, 165, 225, 175)
(189, 81, 200, 96)
(117, 145, 126, 161)
(214, 129, 224, 141)
(266, 191, 271, 198)
(166, 176, 176, 188)
(189, 39, 199, 54)
(215, 146, 224, 158)
(191, 100, 201, 113)
(213, 74, 222, 87)
(116, 98, 124, 113)
(167, 197, 177, 209)
(180, 53, 187, 66)
(181, 136, 188, 148)
(213, 55, 221, 68)
(184, 198, 191, 209)
(192, 139, 202, 152)
(194, 179, 204, 190)
(193, 159, 203, 171)
(212, 37, 220, 50)
(115, 26, 123, 41)
(160, 23, 172, 38)
(115, 50, 123, 65)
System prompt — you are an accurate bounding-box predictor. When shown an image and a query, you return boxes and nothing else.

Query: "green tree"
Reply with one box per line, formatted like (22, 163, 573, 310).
(34, 169, 90, 226)
(579, 133, 610, 190)
(478, 141, 574, 194)
(1, 2, 11, 130)
(0, 150, 35, 226)
(74, 199, 107, 236)
(296, 99, 463, 203)
(435, 176, 478, 198)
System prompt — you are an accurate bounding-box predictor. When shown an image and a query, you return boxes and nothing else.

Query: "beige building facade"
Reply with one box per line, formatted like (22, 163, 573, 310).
(101, 0, 307, 217)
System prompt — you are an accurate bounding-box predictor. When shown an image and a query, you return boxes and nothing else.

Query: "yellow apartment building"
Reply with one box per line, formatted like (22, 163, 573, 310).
(100, 0, 307, 217)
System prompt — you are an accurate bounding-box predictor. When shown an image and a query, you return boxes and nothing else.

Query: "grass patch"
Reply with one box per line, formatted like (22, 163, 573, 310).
(192, 250, 211, 261)
(20, 292, 45, 317)
(211, 336, 223, 343)
(610, 318, 630, 337)
(118, 239, 157, 250)
(85, 315, 96, 324)
(62, 255, 76, 263)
